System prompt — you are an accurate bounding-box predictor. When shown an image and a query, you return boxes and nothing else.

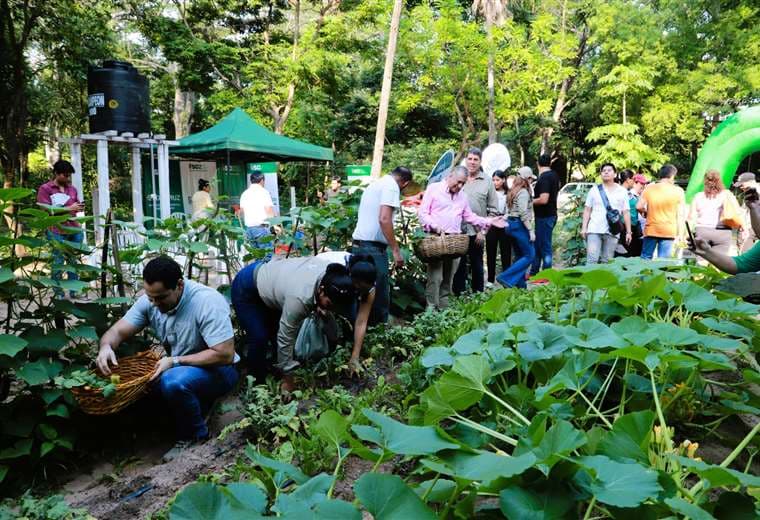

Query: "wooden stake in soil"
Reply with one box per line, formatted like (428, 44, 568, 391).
(100, 209, 112, 299)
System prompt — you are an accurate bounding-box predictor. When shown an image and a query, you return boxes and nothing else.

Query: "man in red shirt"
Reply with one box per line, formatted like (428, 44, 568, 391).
(37, 160, 85, 298)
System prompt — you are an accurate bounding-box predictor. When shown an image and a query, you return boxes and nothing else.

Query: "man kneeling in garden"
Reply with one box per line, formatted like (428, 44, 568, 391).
(96, 256, 238, 453)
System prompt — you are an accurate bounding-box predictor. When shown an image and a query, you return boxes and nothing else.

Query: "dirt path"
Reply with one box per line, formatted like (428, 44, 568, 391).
(62, 393, 245, 519)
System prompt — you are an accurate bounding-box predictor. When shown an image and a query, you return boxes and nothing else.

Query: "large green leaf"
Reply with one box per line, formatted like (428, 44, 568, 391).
(430, 450, 536, 482)
(698, 317, 753, 341)
(0, 439, 33, 460)
(420, 372, 482, 423)
(567, 319, 627, 349)
(663, 498, 716, 520)
(280, 499, 361, 520)
(0, 187, 35, 202)
(517, 324, 572, 362)
(169, 482, 260, 520)
(598, 410, 654, 463)
(452, 330, 486, 355)
(499, 486, 575, 520)
(670, 282, 718, 312)
(16, 359, 63, 386)
(358, 409, 459, 455)
(0, 267, 13, 284)
(68, 325, 98, 341)
(0, 334, 27, 357)
(313, 410, 350, 447)
(274, 473, 333, 515)
(578, 269, 619, 290)
(421, 346, 454, 368)
(577, 455, 662, 507)
(244, 446, 309, 485)
(20, 326, 68, 353)
(673, 456, 760, 488)
(451, 355, 491, 389)
(610, 317, 658, 346)
(532, 420, 586, 475)
(649, 323, 700, 346)
(354, 473, 437, 520)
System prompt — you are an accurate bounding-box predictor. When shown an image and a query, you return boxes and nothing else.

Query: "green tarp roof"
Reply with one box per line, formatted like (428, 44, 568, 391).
(169, 107, 333, 162)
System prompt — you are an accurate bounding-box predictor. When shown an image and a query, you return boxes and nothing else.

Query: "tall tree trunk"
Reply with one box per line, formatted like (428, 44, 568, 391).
(272, 0, 300, 134)
(370, 0, 404, 179)
(173, 89, 196, 139)
(486, 1, 496, 145)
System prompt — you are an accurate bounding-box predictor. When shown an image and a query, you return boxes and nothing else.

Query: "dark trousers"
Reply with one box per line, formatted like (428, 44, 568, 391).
(486, 227, 512, 283)
(616, 222, 643, 258)
(351, 241, 389, 324)
(231, 261, 280, 382)
(453, 235, 485, 295)
(155, 364, 238, 440)
(531, 216, 557, 275)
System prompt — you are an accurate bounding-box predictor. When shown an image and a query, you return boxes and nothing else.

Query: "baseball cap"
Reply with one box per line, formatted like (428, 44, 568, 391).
(517, 166, 535, 180)
(633, 174, 648, 185)
(733, 172, 756, 187)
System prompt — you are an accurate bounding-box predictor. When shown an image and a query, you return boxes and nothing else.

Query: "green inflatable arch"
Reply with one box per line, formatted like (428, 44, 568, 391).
(685, 105, 760, 202)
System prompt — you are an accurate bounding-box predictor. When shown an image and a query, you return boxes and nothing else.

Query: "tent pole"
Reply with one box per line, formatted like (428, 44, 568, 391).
(150, 144, 157, 223)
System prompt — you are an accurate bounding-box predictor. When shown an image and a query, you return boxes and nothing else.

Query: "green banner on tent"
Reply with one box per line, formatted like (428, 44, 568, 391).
(247, 162, 278, 174)
(345, 164, 371, 177)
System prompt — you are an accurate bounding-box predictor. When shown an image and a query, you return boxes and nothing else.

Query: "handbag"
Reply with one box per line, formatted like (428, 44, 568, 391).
(720, 192, 744, 229)
(597, 185, 625, 235)
(294, 311, 338, 363)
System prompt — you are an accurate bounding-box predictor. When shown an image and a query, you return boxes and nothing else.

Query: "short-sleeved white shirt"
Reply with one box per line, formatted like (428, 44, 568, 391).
(585, 184, 629, 235)
(352, 175, 400, 244)
(239, 184, 274, 227)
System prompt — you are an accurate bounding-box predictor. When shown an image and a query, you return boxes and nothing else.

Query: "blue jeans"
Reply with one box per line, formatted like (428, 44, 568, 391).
(497, 218, 535, 288)
(641, 237, 674, 260)
(245, 225, 273, 259)
(47, 230, 84, 297)
(231, 261, 279, 382)
(157, 364, 238, 440)
(531, 216, 557, 275)
(351, 241, 389, 325)
(453, 235, 485, 295)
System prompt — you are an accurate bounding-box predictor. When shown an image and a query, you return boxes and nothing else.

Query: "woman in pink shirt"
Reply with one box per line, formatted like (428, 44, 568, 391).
(418, 167, 502, 310)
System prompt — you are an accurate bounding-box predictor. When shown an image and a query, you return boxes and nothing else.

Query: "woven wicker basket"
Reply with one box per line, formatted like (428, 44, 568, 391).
(72, 349, 162, 415)
(415, 233, 469, 262)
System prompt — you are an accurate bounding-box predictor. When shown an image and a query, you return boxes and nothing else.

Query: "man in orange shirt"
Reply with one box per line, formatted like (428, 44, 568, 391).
(636, 164, 685, 259)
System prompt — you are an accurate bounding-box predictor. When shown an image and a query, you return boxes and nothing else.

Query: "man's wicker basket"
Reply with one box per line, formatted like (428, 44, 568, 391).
(415, 233, 469, 262)
(71, 349, 161, 415)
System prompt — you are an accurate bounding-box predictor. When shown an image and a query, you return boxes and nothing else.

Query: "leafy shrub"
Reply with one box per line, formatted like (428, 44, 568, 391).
(0, 492, 92, 520)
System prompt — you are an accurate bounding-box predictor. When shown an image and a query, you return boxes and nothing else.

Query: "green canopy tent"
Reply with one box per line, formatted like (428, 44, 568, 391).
(169, 107, 333, 162)
(166, 107, 333, 212)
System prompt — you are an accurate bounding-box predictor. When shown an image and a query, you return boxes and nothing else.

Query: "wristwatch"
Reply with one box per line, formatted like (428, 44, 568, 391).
(172, 356, 181, 367)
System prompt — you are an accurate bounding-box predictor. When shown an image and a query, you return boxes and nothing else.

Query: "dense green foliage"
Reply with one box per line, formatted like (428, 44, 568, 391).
(164, 259, 760, 519)
(2, 0, 758, 192)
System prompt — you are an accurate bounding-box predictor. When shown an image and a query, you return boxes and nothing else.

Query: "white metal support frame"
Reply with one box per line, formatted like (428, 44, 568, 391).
(59, 132, 179, 243)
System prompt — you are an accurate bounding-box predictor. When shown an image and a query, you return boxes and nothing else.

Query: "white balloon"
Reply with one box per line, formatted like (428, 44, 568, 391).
(481, 143, 511, 176)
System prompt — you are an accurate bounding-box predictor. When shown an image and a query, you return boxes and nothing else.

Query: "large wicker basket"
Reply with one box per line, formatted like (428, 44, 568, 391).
(415, 233, 469, 262)
(72, 349, 162, 415)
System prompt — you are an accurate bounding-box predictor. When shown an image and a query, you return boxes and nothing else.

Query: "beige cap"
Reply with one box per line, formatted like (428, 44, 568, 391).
(517, 166, 535, 180)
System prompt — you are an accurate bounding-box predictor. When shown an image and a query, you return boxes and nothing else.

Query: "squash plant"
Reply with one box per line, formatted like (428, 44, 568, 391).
(168, 260, 760, 519)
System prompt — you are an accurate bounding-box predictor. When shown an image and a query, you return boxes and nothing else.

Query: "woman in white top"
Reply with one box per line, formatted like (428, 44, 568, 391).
(581, 163, 632, 264)
(688, 170, 739, 255)
(486, 170, 512, 284)
(191, 179, 215, 221)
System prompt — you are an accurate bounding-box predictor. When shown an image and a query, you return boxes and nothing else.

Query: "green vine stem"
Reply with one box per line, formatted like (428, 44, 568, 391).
(690, 421, 760, 496)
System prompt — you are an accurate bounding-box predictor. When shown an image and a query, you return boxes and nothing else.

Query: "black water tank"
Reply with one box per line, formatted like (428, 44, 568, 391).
(88, 60, 151, 135)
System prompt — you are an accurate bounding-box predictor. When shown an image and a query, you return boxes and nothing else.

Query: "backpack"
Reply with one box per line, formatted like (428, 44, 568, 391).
(597, 184, 625, 235)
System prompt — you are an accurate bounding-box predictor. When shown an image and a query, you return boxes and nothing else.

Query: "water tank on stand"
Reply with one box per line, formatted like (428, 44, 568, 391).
(88, 60, 151, 135)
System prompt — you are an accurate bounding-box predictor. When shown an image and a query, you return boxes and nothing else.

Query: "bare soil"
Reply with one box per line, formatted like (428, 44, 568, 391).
(61, 392, 245, 519)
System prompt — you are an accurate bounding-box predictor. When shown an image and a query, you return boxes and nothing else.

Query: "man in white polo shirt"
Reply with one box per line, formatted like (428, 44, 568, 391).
(351, 166, 412, 324)
(239, 172, 275, 250)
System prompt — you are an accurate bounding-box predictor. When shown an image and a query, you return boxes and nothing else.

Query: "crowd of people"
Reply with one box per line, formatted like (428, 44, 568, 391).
(37, 155, 759, 457)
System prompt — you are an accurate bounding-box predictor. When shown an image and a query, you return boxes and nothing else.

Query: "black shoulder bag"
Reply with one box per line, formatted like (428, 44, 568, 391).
(597, 184, 625, 235)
